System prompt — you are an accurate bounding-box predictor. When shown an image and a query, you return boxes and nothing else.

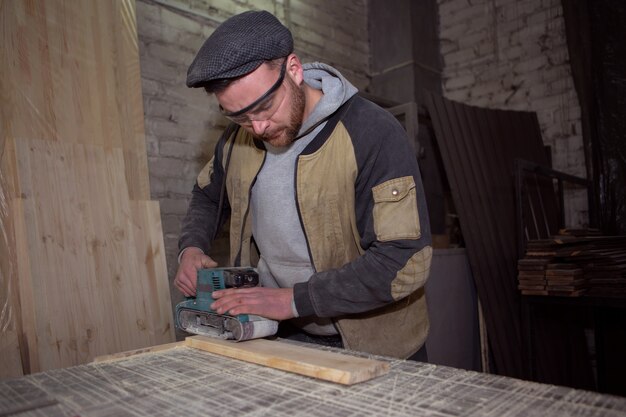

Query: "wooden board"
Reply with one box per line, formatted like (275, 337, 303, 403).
(185, 336, 390, 385)
(0, 153, 25, 377)
(0, 0, 172, 378)
(0, 0, 148, 199)
(520, 233, 626, 296)
(2, 138, 174, 374)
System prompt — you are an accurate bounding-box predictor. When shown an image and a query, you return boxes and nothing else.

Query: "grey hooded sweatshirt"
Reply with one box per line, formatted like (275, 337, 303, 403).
(250, 63, 358, 335)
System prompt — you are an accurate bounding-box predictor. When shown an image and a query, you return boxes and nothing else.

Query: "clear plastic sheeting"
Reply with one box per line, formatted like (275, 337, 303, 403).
(0, 0, 174, 378)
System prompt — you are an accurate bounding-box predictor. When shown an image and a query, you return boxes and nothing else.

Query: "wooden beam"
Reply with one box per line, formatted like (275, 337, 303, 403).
(185, 336, 390, 385)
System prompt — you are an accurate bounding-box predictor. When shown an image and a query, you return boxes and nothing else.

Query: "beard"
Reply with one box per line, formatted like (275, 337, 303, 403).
(258, 76, 306, 147)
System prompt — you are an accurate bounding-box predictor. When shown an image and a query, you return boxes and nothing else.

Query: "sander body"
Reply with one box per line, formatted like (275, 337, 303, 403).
(175, 267, 278, 341)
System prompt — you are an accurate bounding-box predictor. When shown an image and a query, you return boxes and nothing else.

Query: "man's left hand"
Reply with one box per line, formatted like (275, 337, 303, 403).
(211, 287, 295, 321)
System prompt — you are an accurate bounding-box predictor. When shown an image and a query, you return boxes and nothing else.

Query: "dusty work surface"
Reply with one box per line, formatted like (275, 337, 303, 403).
(1, 341, 626, 417)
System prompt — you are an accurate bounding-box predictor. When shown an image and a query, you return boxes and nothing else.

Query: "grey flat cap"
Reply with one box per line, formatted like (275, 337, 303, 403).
(186, 10, 293, 88)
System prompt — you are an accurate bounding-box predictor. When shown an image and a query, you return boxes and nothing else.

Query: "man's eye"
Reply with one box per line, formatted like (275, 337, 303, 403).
(255, 102, 273, 113)
(232, 116, 249, 124)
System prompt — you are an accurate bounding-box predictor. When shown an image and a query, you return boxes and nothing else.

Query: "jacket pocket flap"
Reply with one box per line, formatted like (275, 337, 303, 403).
(372, 176, 416, 202)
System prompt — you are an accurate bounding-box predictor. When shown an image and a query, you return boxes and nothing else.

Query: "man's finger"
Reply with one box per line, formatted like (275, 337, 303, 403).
(200, 256, 218, 269)
(176, 273, 197, 297)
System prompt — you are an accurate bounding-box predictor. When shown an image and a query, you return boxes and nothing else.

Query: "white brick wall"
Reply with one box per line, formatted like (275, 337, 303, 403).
(136, 0, 370, 290)
(138, 0, 589, 295)
(438, 0, 587, 227)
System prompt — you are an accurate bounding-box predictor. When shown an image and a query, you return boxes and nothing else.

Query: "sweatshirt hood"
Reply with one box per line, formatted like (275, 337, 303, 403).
(298, 62, 358, 136)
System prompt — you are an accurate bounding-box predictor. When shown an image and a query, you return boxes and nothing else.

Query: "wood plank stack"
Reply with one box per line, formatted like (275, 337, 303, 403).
(517, 258, 549, 295)
(0, 0, 174, 378)
(544, 264, 586, 296)
(518, 230, 626, 297)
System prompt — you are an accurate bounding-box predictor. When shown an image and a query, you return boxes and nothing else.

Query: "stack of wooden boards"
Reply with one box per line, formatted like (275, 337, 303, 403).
(0, 0, 174, 378)
(518, 230, 626, 297)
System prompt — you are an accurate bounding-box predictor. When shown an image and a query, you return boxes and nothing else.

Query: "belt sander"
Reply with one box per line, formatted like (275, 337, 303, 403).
(175, 267, 278, 341)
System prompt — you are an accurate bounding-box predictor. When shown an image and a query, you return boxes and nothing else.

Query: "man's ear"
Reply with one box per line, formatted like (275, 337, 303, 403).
(286, 54, 304, 84)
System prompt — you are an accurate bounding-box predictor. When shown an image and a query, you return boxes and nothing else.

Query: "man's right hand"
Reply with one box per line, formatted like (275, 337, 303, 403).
(174, 247, 218, 297)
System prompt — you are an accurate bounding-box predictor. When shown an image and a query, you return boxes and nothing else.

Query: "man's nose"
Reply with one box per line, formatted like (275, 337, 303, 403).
(250, 119, 270, 136)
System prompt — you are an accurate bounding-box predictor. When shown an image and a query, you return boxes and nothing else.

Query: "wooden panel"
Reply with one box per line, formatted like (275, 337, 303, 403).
(3, 138, 173, 373)
(0, 0, 149, 199)
(186, 336, 390, 385)
(0, 0, 169, 377)
(11, 196, 39, 374)
(0, 192, 24, 377)
(129, 200, 175, 342)
(0, 139, 28, 376)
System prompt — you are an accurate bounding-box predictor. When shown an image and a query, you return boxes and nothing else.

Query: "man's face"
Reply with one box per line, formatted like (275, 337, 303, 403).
(216, 60, 306, 147)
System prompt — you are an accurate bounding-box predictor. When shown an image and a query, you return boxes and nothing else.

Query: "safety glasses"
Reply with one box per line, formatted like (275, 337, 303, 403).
(219, 60, 287, 126)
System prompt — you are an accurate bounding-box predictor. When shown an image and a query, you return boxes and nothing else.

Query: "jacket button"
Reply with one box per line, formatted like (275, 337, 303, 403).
(391, 189, 399, 196)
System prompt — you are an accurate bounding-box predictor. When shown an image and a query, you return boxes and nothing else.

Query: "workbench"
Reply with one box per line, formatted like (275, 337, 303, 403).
(1, 339, 625, 417)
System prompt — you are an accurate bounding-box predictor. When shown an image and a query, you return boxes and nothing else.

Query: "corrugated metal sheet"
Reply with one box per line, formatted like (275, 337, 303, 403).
(424, 92, 553, 378)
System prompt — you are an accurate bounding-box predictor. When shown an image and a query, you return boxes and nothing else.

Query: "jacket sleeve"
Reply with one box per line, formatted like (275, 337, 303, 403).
(177, 129, 232, 257)
(293, 99, 432, 317)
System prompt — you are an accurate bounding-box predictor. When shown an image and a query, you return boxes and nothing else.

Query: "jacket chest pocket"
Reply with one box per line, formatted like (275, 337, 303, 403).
(372, 176, 421, 241)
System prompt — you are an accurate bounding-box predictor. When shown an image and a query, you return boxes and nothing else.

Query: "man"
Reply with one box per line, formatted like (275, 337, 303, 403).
(175, 10, 432, 360)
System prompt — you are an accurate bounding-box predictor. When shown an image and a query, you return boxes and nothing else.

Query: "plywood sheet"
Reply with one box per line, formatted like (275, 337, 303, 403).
(0, 0, 170, 378)
(5, 138, 173, 373)
(0, 0, 149, 199)
(0, 143, 26, 377)
(0, 224, 24, 378)
(185, 336, 390, 385)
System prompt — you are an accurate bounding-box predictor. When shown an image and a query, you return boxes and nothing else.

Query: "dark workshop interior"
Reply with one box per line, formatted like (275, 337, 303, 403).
(1, 0, 626, 415)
